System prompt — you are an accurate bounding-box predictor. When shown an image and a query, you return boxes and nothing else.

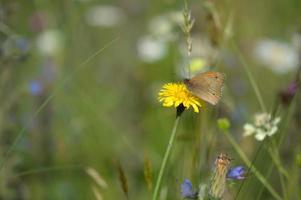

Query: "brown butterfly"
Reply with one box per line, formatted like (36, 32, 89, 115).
(184, 71, 225, 105)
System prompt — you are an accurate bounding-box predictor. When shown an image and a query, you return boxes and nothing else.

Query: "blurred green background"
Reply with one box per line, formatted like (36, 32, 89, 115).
(0, 0, 300, 199)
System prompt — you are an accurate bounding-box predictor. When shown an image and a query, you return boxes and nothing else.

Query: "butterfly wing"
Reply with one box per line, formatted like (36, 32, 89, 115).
(185, 71, 225, 105)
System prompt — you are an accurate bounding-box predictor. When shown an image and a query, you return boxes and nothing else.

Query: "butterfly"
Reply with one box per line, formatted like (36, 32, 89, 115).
(184, 71, 225, 105)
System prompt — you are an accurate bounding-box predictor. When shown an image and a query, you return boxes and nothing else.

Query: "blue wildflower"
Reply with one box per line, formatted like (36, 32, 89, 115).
(180, 179, 198, 199)
(29, 80, 43, 96)
(227, 166, 246, 180)
(15, 37, 30, 54)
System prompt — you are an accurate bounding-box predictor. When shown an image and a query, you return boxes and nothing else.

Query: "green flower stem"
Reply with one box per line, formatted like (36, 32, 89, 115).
(267, 144, 289, 179)
(268, 146, 288, 199)
(0, 38, 120, 172)
(256, 98, 298, 200)
(231, 40, 267, 113)
(223, 131, 282, 200)
(152, 116, 181, 200)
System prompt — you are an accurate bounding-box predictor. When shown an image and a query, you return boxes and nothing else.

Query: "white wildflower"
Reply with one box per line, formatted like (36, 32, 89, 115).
(243, 113, 281, 141)
(177, 36, 216, 77)
(177, 57, 208, 78)
(148, 11, 183, 42)
(137, 35, 167, 63)
(85, 5, 125, 27)
(243, 124, 256, 136)
(253, 39, 299, 74)
(36, 29, 64, 56)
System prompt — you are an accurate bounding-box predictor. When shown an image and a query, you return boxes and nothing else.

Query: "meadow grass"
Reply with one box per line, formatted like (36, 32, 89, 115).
(0, 0, 301, 200)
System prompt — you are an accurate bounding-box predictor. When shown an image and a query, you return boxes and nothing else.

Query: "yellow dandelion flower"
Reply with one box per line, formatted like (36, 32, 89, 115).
(158, 82, 203, 113)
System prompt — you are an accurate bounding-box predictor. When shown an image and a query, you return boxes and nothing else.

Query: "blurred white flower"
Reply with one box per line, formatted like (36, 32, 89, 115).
(36, 29, 64, 56)
(177, 36, 216, 77)
(243, 113, 281, 141)
(177, 58, 208, 78)
(148, 11, 183, 42)
(137, 35, 167, 63)
(85, 5, 125, 27)
(253, 39, 299, 74)
(179, 36, 217, 59)
(243, 124, 256, 136)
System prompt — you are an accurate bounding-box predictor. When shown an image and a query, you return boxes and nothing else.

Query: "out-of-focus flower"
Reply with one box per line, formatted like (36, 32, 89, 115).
(29, 80, 44, 96)
(158, 82, 203, 113)
(36, 29, 64, 56)
(177, 58, 208, 78)
(279, 81, 299, 106)
(253, 39, 299, 74)
(180, 179, 198, 199)
(217, 118, 230, 131)
(1, 36, 30, 59)
(148, 11, 183, 42)
(180, 36, 217, 59)
(29, 11, 48, 32)
(189, 58, 207, 73)
(137, 35, 167, 63)
(243, 113, 281, 141)
(209, 153, 231, 199)
(85, 5, 125, 27)
(178, 36, 217, 77)
(227, 166, 246, 180)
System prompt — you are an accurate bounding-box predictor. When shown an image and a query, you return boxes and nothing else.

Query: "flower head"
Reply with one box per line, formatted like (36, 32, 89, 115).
(37, 29, 64, 56)
(243, 113, 281, 141)
(279, 81, 298, 106)
(227, 166, 246, 180)
(209, 153, 232, 199)
(158, 82, 203, 113)
(180, 179, 198, 199)
(253, 39, 299, 74)
(137, 35, 167, 63)
(29, 80, 44, 96)
(85, 5, 125, 27)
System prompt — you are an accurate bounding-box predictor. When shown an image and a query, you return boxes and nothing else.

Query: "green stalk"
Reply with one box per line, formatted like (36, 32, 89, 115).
(255, 97, 297, 200)
(0, 37, 120, 172)
(231, 40, 267, 113)
(152, 117, 181, 200)
(255, 164, 274, 200)
(223, 131, 282, 200)
(267, 142, 289, 179)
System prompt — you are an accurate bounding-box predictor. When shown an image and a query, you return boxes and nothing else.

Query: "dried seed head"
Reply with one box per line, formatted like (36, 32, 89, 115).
(209, 153, 232, 199)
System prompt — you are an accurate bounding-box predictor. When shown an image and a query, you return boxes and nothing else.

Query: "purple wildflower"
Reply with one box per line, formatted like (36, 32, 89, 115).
(227, 166, 246, 180)
(29, 80, 43, 96)
(279, 81, 298, 105)
(15, 37, 30, 54)
(180, 179, 198, 199)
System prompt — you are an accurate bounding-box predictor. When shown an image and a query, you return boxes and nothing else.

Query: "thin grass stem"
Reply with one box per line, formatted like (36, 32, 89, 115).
(231, 40, 267, 113)
(255, 95, 297, 200)
(152, 116, 181, 200)
(255, 164, 274, 200)
(0, 37, 120, 172)
(223, 131, 282, 200)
